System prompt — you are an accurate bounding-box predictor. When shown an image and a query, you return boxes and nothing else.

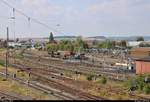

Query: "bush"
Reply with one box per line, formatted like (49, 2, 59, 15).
(86, 75, 94, 81)
(143, 85, 150, 94)
(136, 76, 145, 91)
(125, 78, 137, 91)
(101, 76, 107, 84)
(0, 60, 5, 66)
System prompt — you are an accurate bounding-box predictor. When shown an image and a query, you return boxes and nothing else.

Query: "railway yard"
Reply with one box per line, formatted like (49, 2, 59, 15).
(1, 0, 150, 101)
(0, 48, 150, 101)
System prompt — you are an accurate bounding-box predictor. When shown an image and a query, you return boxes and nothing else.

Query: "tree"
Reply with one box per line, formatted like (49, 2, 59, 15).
(34, 43, 40, 48)
(46, 44, 58, 52)
(136, 37, 144, 42)
(97, 40, 112, 49)
(59, 40, 74, 52)
(74, 36, 88, 52)
(139, 42, 150, 47)
(49, 32, 54, 42)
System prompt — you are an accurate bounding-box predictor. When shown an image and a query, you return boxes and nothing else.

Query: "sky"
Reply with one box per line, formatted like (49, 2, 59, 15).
(0, 0, 150, 38)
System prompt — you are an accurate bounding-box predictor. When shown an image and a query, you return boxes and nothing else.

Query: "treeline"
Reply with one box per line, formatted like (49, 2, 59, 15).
(96, 40, 127, 49)
(46, 33, 147, 53)
(46, 36, 88, 53)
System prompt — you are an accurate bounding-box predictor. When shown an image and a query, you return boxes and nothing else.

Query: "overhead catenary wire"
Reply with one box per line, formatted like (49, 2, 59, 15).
(0, 0, 65, 35)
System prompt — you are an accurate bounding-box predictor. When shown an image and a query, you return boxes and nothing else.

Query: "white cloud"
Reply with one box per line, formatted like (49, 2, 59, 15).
(87, 0, 150, 16)
(88, 0, 130, 15)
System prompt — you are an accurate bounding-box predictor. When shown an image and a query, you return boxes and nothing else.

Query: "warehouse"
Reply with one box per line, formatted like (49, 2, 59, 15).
(135, 56, 150, 74)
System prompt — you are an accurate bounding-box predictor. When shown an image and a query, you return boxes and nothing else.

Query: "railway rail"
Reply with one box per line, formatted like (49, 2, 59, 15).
(0, 71, 84, 100)
(10, 64, 105, 100)
(22, 53, 132, 74)
(15, 56, 129, 81)
(10, 63, 150, 101)
(0, 91, 22, 100)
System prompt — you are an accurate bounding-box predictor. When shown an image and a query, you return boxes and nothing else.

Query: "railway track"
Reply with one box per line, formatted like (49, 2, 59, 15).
(0, 91, 22, 100)
(11, 61, 150, 101)
(1, 50, 149, 99)
(0, 71, 80, 100)
(16, 56, 128, 81)
(22, 53, 130, 73)
(10, 64, 105, 100)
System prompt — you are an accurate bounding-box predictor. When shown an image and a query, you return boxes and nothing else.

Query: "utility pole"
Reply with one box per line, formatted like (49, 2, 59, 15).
(5, 27, 9, 80)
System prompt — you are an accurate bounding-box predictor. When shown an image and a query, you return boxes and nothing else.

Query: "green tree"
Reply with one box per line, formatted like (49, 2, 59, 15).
(97, 41, 113, 49)
(74, 36, 88, 53)
(59, 40, 74, 52)
(46, 44, 58, 52)
(49, 32, 54, 42)
(34, 43, 40, 48)
(136, 36, 144, 42)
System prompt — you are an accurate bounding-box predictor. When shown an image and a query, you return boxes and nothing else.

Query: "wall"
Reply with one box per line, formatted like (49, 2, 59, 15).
(136, 61, 150, 74)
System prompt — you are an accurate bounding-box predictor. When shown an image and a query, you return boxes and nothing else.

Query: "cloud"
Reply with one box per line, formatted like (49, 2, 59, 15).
(87, 0, 150, 16)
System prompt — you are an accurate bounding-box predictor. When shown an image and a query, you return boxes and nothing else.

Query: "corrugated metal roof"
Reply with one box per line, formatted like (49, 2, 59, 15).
(136, 56, 150, 62)
(130, 47, 150, 52)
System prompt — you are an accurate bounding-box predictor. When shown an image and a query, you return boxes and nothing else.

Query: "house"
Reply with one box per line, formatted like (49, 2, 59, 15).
(135, 56, 150, 74)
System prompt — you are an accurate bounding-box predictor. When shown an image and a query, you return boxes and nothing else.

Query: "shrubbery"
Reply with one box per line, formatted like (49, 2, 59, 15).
(0, 60, 5, 66)
(143, 85, 150, 94)
(101, 76, 107, 84)
(86, 75, 94, 81)
(125, 74, 150, 94)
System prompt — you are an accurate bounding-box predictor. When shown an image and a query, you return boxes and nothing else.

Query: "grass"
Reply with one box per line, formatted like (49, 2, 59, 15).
(0, 76, 57, 100)
(71, 74, 136, 100)
(14, 53, 24, 59)
(0, 48, 5, 52)
(0, 76, 5, 81)
(0, 65, 29, 80)
(0, 60, 5, 66)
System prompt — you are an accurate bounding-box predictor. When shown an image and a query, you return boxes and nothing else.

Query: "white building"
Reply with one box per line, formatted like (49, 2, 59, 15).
(8, 42, 22, 47)
(127, 41, 143, 47)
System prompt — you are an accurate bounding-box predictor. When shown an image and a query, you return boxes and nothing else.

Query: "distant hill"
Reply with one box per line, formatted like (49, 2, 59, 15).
(88, 36, 106, 39)
(108, 36, 150, 41)
(54, 36, 77, 39)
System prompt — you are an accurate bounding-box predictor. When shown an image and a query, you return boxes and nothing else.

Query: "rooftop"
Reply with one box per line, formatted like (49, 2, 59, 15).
(136, 56, 150, 62)
(130, 47, 150, 52)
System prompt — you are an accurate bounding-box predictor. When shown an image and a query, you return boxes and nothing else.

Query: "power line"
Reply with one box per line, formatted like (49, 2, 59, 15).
(0, 0, 65, 35)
